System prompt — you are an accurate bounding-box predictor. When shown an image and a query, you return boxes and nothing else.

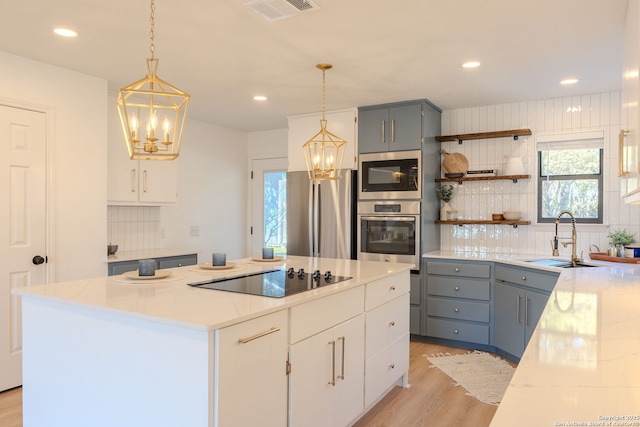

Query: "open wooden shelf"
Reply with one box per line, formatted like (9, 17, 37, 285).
(436, 174, 530, 184)
(435, 128, 532, 143)
(435, 219, 530, 228)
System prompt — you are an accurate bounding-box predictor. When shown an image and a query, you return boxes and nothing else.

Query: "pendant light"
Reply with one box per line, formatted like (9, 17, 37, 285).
(303, 64, 347, 180)
(117, 0, 190, 160)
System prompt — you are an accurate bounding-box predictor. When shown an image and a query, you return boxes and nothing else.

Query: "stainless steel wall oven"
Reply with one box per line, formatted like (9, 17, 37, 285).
(357, 200, 420, 269)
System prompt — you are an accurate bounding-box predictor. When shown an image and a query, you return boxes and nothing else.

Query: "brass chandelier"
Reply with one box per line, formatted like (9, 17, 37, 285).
(303, 64, 347, 180)
(117, 0, 190, 160)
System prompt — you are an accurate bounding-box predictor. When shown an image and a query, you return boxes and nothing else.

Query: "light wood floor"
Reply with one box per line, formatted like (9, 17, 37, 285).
(0, 340, 505, 427)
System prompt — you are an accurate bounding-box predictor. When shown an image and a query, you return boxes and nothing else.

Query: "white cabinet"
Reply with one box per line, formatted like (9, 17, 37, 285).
(287, 108, 358, 173)
(289, 286, 364, 427)
(622, 0, 640, 203)
(107, 95, 177, 205)
(289, 315, 365, 427)
(363, 271, 410, 408)
(216, 310, 288, 427)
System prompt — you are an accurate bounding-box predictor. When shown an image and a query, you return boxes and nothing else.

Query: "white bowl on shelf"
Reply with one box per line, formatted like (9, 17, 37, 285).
(503, 211, 521, 221)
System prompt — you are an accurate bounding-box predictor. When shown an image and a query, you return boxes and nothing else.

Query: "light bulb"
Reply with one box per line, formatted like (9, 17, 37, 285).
(130, 114, 139, 141)
(162, 117, 171, 142)
(147, 112, 158, 139)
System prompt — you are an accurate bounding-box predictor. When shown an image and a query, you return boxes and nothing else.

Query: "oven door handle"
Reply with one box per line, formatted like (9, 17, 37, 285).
(360, 216, 416, 222)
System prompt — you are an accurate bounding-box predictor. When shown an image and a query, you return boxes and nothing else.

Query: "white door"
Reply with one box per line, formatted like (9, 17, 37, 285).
(0, 105, 47, 391)
(249, 158, 287, 257)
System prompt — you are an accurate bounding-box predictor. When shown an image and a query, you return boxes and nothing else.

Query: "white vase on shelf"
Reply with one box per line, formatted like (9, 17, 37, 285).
(440, 201, 452, 220)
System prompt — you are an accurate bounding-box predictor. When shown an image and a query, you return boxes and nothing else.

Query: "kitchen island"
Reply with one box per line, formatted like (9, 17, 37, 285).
(13, 256, 413, 427)
(424, 251, 640, 426)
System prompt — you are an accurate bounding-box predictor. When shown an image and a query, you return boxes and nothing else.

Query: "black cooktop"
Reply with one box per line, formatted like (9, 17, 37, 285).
(187, 268, 352, 298)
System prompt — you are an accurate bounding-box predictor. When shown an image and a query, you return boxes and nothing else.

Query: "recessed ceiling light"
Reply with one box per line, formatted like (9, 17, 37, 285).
(253, 95, 267, 101)
(560, 78, 578, 85)
(462, 61, 481, 68)
(54, 28, 77, 37)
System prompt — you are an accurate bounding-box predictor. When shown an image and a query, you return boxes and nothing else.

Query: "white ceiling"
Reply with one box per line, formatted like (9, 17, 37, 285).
(0, 0, 629, 132)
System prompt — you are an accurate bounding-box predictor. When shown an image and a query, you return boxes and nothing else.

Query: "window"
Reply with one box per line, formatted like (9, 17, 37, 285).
(537, 132, 604, 224)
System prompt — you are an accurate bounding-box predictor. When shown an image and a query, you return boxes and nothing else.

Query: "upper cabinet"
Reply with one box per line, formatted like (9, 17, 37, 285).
(358, 102, 425, 153)
(287, 108, 358, 173)
(107, 95, 177, 205)
(621, 0, 640, 204)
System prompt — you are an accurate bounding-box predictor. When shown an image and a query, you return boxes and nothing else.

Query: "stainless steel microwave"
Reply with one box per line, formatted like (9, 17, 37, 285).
(359, 150, 421, 200)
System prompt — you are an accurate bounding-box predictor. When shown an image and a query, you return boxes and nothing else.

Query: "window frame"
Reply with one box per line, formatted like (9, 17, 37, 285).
(536, 147, 604, 224)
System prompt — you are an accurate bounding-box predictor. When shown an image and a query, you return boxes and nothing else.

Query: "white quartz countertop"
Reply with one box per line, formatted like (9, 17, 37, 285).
(14, 256, 413, 332)
(423, 251, 640, 426)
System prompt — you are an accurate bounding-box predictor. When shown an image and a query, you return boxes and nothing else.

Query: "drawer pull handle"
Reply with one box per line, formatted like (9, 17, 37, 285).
(521, 275, 527, 281)
(454, 308, 459, 313)
(389, 364, 395, 370)
(238, 327, 280, 344)
(389, 321, 396, 327)
(454, 267, 460, 272)
(338, 336, 345, 380)
(328, 340, 336, 386)
(454, 286, 460, 291)
(390, 285, 396, 291)
(453, 329, 459, 334)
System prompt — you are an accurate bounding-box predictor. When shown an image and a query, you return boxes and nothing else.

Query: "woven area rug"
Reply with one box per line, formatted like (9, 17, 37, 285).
(425, 350, 515, 405)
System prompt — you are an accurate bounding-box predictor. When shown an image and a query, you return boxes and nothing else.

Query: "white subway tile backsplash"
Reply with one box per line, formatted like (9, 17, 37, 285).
(441, 91, 640, 256)
(107, 206, 161, 252)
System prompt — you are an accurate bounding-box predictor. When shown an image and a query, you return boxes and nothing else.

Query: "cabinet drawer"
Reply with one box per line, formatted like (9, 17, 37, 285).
(365, 271, 410, 311)
(290, 286, 364, 344)
(364, 333, 409, 408)
(158, 254, 197, 269)
(426, 261, 490, 278)
(426, 318, 489, 345)
(495, 265, 559, 293)
(365, 293, 410, 357)
(426, 297, 490, 323)
(427, 276, 490, 301)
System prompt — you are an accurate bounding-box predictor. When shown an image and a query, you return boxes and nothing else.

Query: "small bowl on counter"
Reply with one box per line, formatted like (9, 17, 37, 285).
(107, 244, 119, 255)
(503, 211, 521, 221)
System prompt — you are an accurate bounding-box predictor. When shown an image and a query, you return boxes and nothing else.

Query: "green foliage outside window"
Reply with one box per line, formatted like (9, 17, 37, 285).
(538, 148, 603, 223)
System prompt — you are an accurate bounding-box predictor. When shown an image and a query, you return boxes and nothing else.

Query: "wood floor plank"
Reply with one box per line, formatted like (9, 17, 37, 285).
(0, 340, 506, 427)
(353, 341, 501, 427)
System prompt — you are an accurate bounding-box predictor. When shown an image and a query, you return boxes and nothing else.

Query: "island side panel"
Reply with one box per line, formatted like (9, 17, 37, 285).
(21, 297, 213, 427)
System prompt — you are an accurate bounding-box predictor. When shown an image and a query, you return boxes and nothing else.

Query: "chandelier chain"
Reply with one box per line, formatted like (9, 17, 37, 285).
(321, 68, 326, 120)
(149, 0, 156, 58)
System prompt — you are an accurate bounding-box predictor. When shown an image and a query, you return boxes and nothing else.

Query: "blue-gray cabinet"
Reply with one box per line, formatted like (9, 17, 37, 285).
(358, 102, 424, 153)
(107, 253, 197, 276)
(493, 264, 559, 359)
(425, 260, 492, 345)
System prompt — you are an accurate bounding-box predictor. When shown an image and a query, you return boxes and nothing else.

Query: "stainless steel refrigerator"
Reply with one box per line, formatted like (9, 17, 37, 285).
(286, 170, 356, 259)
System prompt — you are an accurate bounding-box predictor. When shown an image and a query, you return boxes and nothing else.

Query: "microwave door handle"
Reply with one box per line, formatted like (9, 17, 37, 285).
(360, 216, 416, 222)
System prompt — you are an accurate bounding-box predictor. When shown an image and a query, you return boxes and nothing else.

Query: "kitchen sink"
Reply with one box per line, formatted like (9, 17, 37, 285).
(525, 259, 601, 268)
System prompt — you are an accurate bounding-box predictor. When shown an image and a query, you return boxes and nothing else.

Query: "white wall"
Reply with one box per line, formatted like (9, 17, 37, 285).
(440, 92, 640, 257)
(0, 51, 107, 281)
(160, 119, 248, 261)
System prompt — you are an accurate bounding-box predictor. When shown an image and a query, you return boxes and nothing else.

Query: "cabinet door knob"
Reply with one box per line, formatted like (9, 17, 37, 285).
(389, 321, 396, 327)
(390, 285, 396, 291)
(454, 308, 459, 313)
(454, 286, 460, 291)
(389, 364, 395, 370)
(453, 329, 459, 334)
(454, 267, 460, 272)
(521, 275, 527, 281)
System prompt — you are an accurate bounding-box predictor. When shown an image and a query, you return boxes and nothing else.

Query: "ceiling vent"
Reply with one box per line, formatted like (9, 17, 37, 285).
(245, 0, 319, 21)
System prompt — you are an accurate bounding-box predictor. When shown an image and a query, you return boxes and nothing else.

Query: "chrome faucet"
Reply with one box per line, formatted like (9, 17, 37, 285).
(551, 210, 583, 267)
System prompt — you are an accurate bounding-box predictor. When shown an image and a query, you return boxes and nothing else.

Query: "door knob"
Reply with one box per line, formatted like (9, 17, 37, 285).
(32, 255, 46, 265)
